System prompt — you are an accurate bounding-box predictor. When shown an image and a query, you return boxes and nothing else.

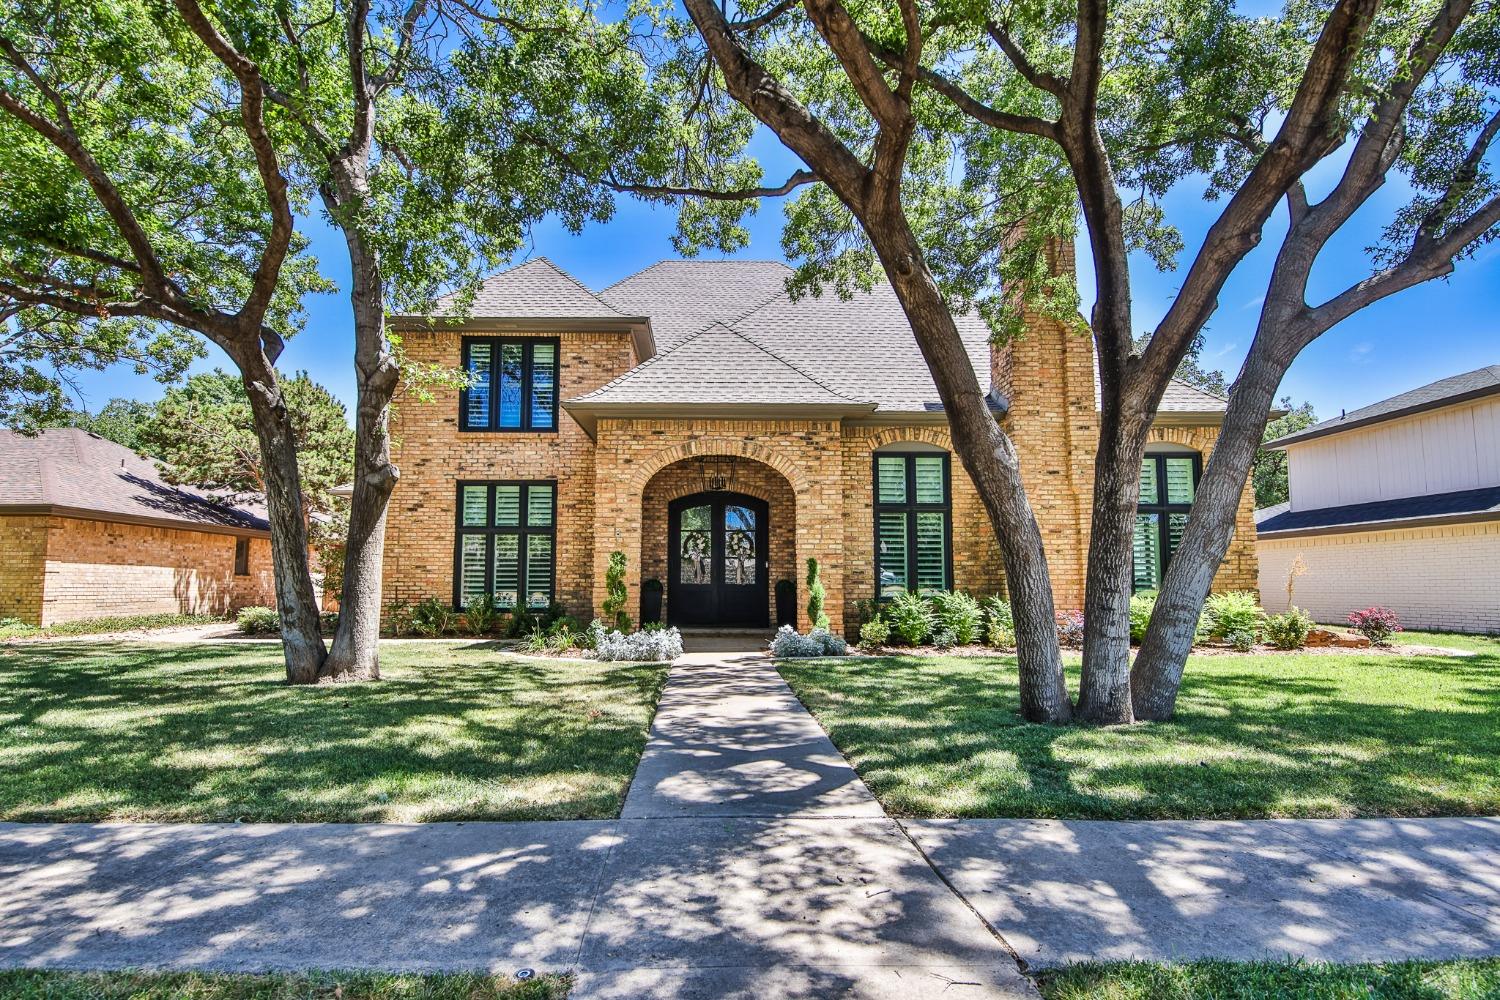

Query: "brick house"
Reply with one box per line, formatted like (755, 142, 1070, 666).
(0, 428, 278, 626)
(383, 250, 1258, 634)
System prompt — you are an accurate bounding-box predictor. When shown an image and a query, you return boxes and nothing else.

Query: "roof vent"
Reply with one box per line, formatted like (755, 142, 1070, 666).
(1340, 409, 1346, 419)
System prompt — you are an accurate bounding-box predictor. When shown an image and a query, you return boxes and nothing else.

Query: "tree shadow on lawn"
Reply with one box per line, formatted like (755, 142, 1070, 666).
(779, 648, 1500, 820)
(0, 642, 670, 823)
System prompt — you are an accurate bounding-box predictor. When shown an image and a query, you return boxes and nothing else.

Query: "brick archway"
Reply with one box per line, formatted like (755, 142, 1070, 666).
(626, 437, 812, 498)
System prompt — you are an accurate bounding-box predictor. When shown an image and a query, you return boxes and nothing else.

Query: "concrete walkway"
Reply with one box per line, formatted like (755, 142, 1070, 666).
(1, 649, 1496, 995)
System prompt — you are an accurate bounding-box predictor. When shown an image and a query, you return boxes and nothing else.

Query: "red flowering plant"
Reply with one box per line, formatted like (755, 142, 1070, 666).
(1347, 607, 1402, 646)
(1056, 610, 1086, 648)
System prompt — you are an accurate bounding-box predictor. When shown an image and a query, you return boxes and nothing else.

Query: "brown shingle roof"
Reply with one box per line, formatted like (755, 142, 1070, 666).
(0, 428, 270, 533)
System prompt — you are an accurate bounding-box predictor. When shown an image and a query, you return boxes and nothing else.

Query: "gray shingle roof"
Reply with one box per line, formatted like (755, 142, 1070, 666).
(0, 428, 270, 533)
(1160, 380, 1229, 412)
(1255, 485, 1500, 535)
(432, 257, 631, 319)
(571, 323, 865, 408)
(726, 280, 994, 413)
(1266, 365, 1500, 448)
(598, 260, 793, 349)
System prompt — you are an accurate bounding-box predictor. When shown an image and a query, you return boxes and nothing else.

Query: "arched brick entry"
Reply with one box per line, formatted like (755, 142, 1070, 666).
(591, 420, 846, 632)
(641, 458, 797, 627)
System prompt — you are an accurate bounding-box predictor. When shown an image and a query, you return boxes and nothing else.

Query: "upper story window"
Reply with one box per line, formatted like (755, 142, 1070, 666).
(874, 450, 952, 599)
(1133, 451, 1201, 592)
(460, 337, 558, 432)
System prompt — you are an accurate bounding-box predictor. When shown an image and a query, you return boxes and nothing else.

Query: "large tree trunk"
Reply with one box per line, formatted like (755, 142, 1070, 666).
(234, 350, 328, 683)
(1130, 340, 1290, 719)
(1076, 414, 1151, 724)
(321, 237, 399, 681)
(871, 217, 1073, 724)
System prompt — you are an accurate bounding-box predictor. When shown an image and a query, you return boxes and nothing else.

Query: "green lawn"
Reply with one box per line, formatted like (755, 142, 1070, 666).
(779, 640, 1499, 819)
(1037, 959, 1500, 1000)
(0, 641, 668, 822)
(0, 970, 567, 1000)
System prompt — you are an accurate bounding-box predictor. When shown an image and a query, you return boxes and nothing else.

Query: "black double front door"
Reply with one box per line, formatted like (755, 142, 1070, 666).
(668, 491, 769, 627)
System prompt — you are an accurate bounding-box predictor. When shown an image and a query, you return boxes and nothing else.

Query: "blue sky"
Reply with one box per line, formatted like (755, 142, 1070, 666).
(68, 128, 1497, 424)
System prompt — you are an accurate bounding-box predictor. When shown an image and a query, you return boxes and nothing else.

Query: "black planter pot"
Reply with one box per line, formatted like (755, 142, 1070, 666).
(775, 581, 796, 628)
(642, 584, 663, 626)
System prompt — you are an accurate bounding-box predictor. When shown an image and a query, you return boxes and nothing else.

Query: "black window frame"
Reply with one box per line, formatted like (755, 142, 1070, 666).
(233, 537, 250, 576)
(1133, 451, 1203, 593)
(451, 480, 559, 611)
(458, 336, 560, 433)
(871, 450, 953, 600)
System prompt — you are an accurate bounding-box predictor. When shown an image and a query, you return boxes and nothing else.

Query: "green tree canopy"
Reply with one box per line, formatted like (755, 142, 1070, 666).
(41, 396, 155, 452)
(141, 369, 353, 515)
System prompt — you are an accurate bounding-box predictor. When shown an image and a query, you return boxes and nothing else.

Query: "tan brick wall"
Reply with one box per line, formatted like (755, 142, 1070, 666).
(992, 239, 1100, 611)
(640, 458, 797, 625)
(0, 515, 48, 624)
(35, 516, 274, 625)
(1258, 521, 1499, 633)
(1145, 425, 1260, 595)
(382, 329, 637, 617)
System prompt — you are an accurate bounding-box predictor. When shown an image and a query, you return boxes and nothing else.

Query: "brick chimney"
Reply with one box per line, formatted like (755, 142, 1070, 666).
(989, 238, 1098, 611)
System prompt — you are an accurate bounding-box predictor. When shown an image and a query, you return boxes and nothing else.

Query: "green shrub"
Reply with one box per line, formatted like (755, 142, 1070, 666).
(601, 551, 629, 630)
(385, 600, 415, 637)
(319, 610, 339, 634)
(806, 558, 829, 630)
(852, 598, 881, 628)
(547, 624, 579, 652)
(236, 606, 279, 635)
(859, 618, 890, 647)
(463, 594, 501, 636)
(1202, 591, 1266, 641)
(886, 591, 935, 645)
(409, 597, 457, 638)
(0, 618, 37, 638)
(1226, 628, 1257, 652)
(1129, 590, 1157, 643)
(1264, 606, 1314, 650)
(929, 591, 982, 645)
(981, 596, 1014, 647)
(521, 624, 550, 653)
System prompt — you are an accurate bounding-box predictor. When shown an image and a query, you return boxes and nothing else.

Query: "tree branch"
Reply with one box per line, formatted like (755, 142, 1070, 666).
(173, 0, 295, 329)
(732, 0, 798, 33)
(865, 38, 1059, 140)
(983, 21, 1066, 99)
(800, 0, 904, 129)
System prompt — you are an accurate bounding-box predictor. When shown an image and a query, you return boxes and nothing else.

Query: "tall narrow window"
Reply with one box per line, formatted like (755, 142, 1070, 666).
(233, 537, 250, 576)
(459, 337, 559, 431)
(874, 451, 952, 599)
(1133, 452, 1200, 592)
(454, 481, 557, 610)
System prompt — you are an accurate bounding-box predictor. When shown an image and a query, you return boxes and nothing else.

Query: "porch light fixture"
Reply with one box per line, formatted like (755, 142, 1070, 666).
(698, 455, 737, 492)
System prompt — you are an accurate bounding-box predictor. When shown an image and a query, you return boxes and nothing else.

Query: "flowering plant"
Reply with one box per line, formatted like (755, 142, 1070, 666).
(1347, 606, 1402, 646)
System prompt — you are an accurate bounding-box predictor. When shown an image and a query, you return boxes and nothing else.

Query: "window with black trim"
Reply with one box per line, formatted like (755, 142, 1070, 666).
(233, 537, 250, 576)
(873, 451, 952, 599)
(454, 481, 557, 610)
(460, 337, 558, 431)
(1133, 452, 1201, 592)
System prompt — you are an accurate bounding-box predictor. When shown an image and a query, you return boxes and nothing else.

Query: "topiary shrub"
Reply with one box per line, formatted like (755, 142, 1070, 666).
(409, 597, 457, 638)
(601, 551, 629, 630)
(464, 594, 500, 636)
(1129, 591, 1157, 643)
(886, 591, 935, 645)
(859, 618, 890, 647)
(932, 591, 983, 645)
(1264, 607, 1314, 650)
(1348, 606, 1402, 646)
(236, 606, 279, 635)
(806, 558, 829, 630)
(1202, 591, 1266, 642)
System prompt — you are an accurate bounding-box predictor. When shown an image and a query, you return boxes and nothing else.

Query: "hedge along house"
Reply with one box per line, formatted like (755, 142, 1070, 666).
(382, 248, 1259, 635)
(0, 428, 277, 626)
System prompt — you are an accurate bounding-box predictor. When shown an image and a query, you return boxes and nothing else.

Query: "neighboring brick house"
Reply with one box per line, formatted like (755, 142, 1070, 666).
(0, 428, 278, 626)
(383, 250, 1258, 634)
(1257, 366, 1500, 634)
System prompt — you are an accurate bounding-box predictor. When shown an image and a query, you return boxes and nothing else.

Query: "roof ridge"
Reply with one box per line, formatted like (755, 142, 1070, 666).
(719, 324, 866, 402)
(528, 256, 628, 317)
(597, 258, 793, 297)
